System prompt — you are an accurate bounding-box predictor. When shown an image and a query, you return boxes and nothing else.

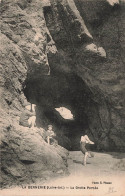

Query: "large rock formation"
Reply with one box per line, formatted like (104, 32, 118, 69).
(40, 0, 125, 151)
(1, 124, 68, 187)
(24, 0, 125, 151)
(0, 0, 68, 188)
(0, 0, 125, 188)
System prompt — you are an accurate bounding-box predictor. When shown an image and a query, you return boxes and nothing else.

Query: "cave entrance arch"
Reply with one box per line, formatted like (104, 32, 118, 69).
(24, 73, 100, 151)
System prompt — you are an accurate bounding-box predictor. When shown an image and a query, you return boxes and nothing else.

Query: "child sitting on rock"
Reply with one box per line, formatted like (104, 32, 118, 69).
(19, 103, 36, 128)
(46, 125, 57, 145)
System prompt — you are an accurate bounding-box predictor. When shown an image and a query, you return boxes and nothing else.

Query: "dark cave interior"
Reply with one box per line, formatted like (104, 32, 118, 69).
(22, 0, 123, 152)
(22, 0, 122, 152)
(24, 71, 98, 151)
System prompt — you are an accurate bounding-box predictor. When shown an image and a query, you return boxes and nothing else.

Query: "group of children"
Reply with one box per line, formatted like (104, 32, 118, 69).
(20, 103, 95, 166)
(19, 103, 57, 145)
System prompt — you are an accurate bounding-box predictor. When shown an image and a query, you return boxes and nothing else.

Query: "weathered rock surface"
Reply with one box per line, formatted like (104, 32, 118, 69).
(41, 0, 125, 151)
(1, 123, 68, 187)
(0, 0, 51, 79)
(0, 0, 125, 188)
(0, 0, 68, 188)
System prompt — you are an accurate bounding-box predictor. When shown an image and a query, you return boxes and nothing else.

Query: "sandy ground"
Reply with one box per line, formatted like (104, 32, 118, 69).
(1, 151, 125, 196)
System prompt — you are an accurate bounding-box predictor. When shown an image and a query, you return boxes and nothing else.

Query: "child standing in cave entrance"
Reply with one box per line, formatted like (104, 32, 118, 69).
(80, 135, 95, 166)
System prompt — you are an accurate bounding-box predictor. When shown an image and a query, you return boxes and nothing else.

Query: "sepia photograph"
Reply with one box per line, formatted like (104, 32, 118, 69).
(0, 0, 125, 195)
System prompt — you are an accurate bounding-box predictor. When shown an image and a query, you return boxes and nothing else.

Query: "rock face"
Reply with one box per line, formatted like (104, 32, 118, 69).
(25, 0, 125, 151)
(0, 0, 68, 188)
(0, 0, 125, 188)
(1, 124, 68, 187)
(1, 0, 50, 79)
(40, 0, 125, 151)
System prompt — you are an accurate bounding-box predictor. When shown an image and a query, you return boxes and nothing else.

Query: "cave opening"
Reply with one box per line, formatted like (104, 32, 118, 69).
(23, 71, 99, 151)
(55, 107, 74, 120)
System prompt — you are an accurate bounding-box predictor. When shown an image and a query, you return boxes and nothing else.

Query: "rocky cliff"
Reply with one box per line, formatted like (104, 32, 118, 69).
(0, 0, 68, 188)
(0, 0, 125, 188)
